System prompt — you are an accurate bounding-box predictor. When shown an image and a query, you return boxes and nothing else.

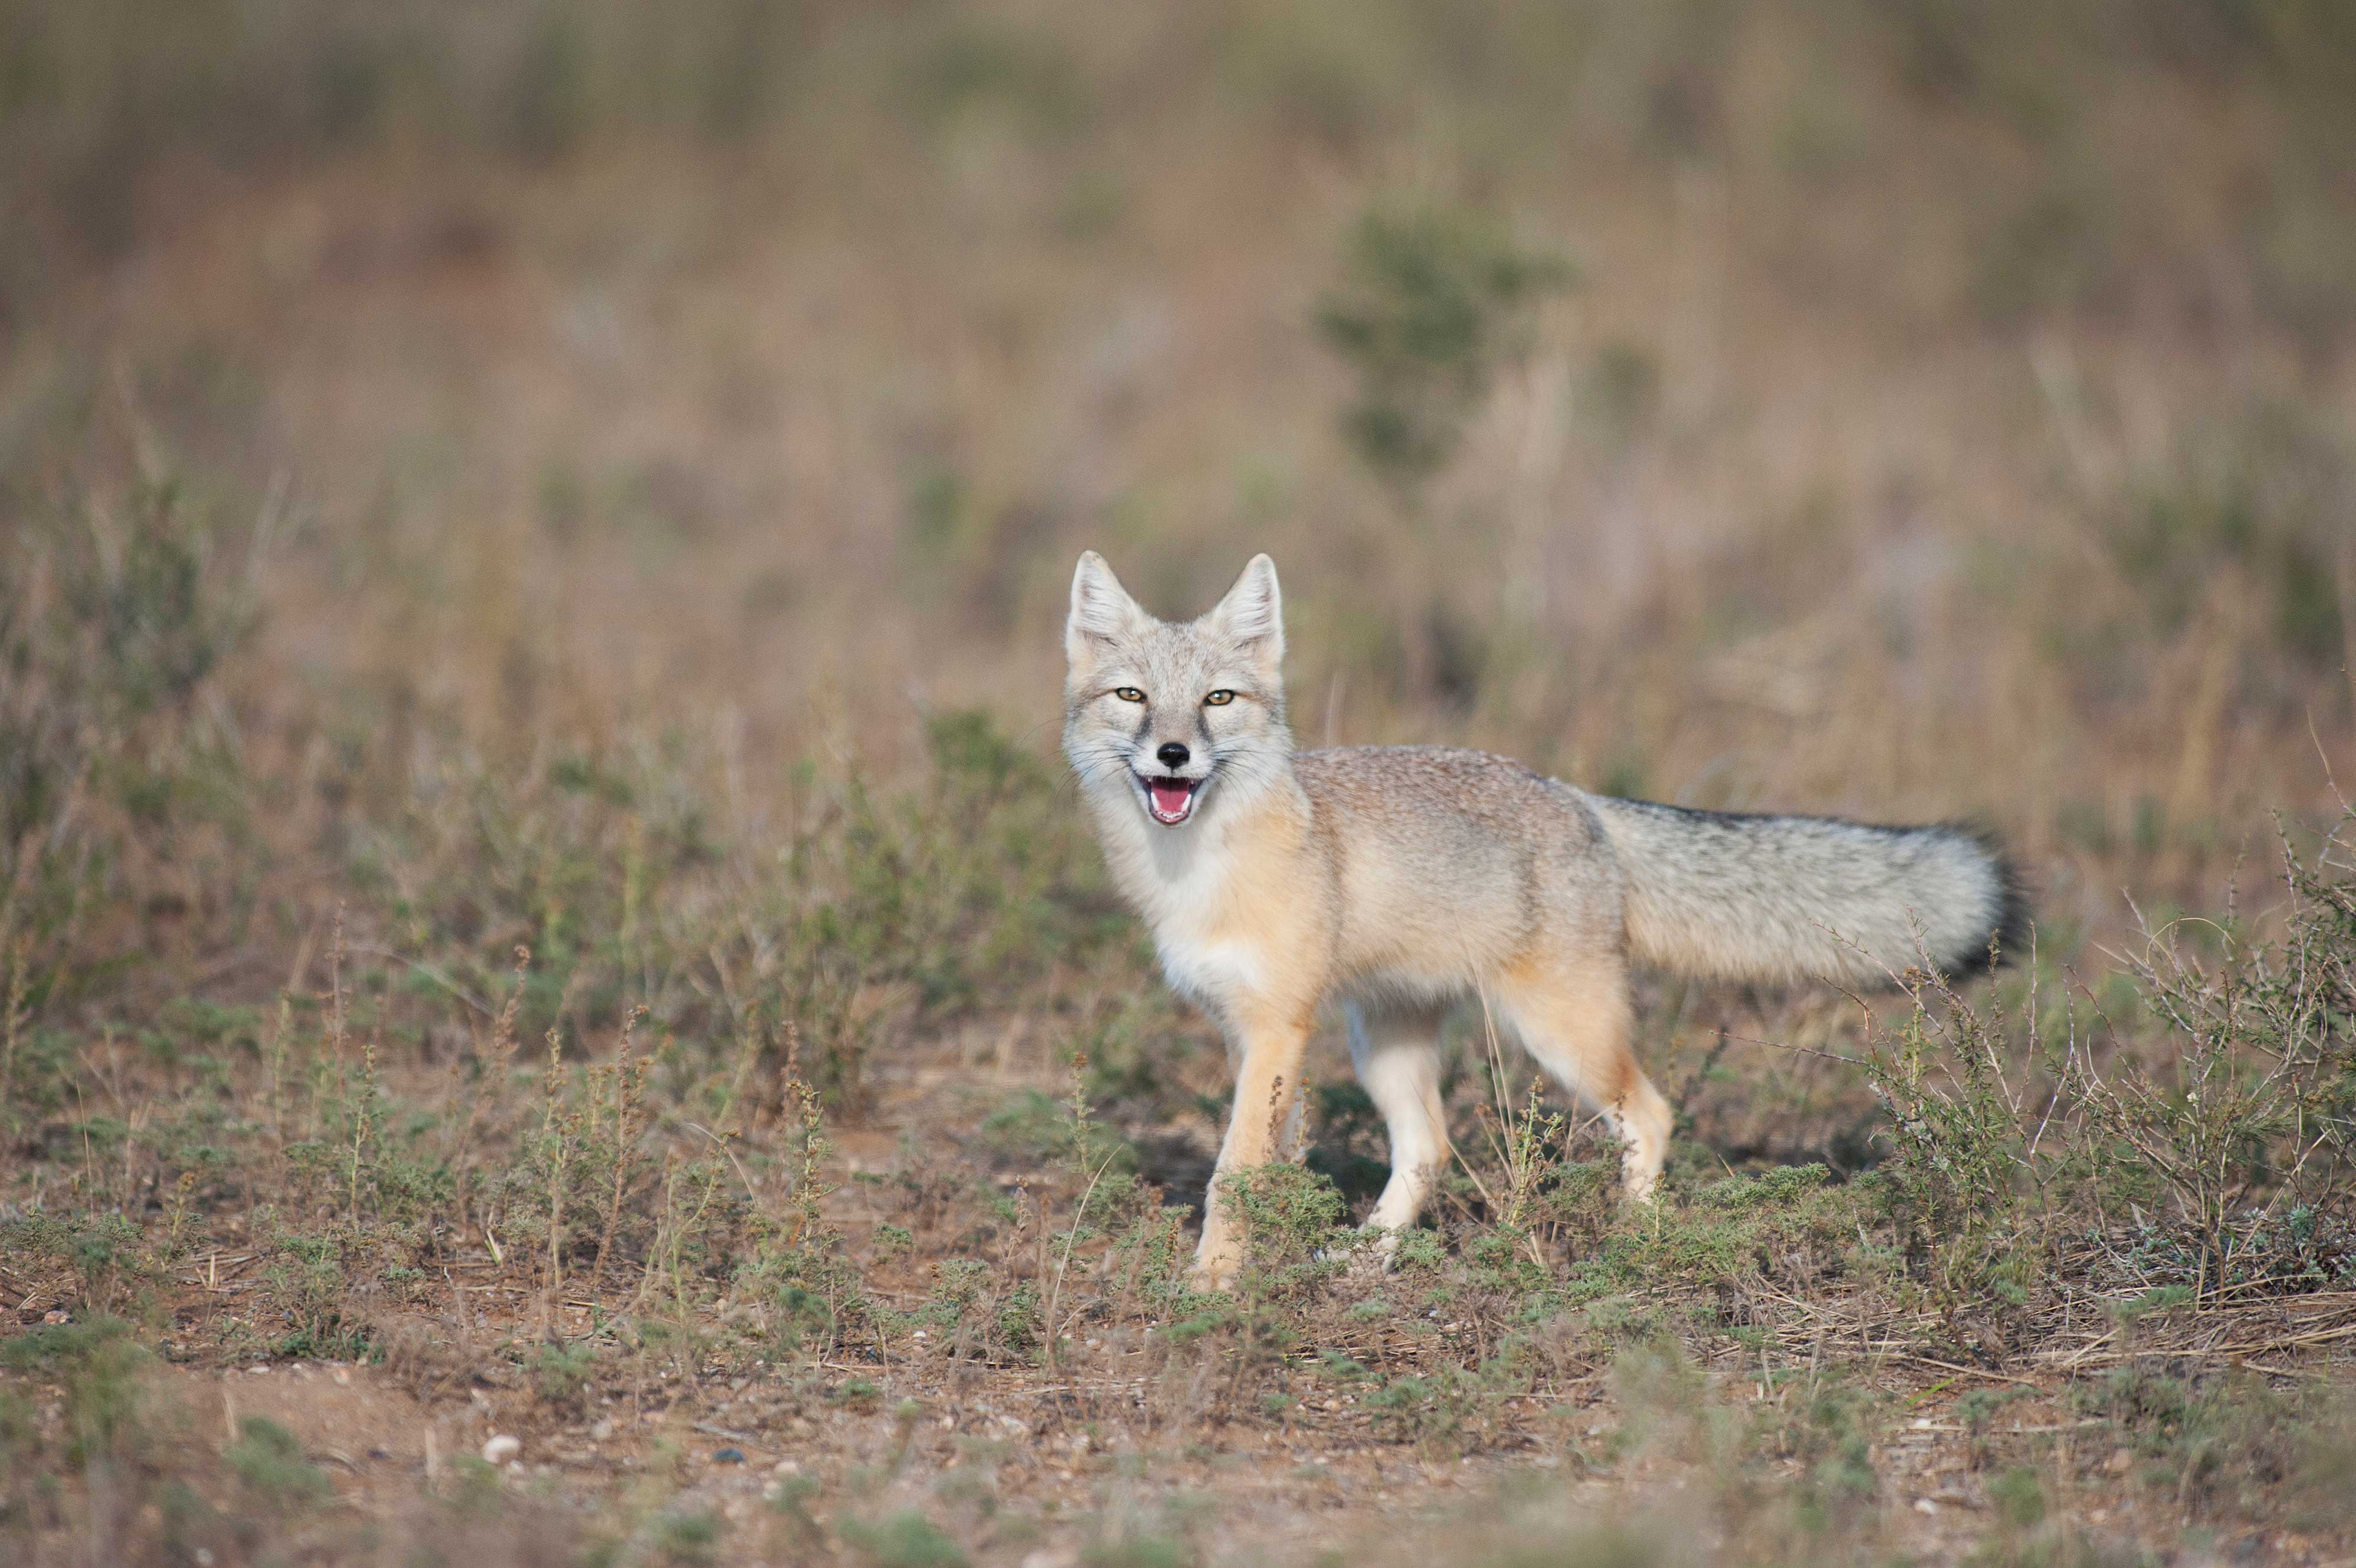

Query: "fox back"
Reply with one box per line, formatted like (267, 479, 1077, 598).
(1061, 550, 2021, 995)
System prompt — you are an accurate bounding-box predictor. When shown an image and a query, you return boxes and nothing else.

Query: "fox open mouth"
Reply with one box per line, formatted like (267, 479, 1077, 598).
(1137, 774, 1200, 826)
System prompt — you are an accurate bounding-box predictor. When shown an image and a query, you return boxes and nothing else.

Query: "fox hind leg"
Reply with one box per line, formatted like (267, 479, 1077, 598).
(1345, 1002, 1450, 1236)
(1491, 955, 1672, 1202)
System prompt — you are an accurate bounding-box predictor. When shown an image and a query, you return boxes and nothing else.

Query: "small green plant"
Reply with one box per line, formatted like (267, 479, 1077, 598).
(1365, 1368, 1482, 1450)
(226, 1415, 332, 1510)
(1457, 995, 1571, 1294)
(737, 1028, 873, 1357)
(1988, 1464, 2047, 1528)
(1081, 1524, 1194, 1568)
(652, 1505, 727, 1565)
(261, 1225, 375, 1360)
(535, 1341, 598, 1408)
(841, 1508, 970, 1568)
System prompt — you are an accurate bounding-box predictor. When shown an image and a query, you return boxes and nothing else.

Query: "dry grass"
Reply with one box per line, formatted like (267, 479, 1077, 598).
(3, 3, 2355, 1564)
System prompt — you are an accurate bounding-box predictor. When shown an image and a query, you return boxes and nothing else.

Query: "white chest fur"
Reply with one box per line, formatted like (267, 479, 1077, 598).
(1154, 928, 1265, 1011)
(1083, 780, 1296, 1017)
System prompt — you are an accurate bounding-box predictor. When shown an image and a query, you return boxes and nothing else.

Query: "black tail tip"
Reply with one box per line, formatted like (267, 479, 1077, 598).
(1942, 823, 2031, 979)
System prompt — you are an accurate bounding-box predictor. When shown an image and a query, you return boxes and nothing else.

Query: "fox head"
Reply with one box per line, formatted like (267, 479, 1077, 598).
(1062, 551, 1293, 831)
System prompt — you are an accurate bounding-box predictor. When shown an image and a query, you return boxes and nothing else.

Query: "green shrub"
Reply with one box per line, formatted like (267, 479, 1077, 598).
(0, 1317, 148, 1468)
(0, 477, 256, 1000)
(1220, 1162, 1352, 1293)
(1317, 200, 1574, 486)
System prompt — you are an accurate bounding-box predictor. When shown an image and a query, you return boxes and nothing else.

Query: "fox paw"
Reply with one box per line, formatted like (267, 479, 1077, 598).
(1307, 1226, 1396, 1278)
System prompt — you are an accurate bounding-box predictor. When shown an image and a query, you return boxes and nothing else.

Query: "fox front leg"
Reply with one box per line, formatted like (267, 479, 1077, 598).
(1192, 1018, 1311, 1292)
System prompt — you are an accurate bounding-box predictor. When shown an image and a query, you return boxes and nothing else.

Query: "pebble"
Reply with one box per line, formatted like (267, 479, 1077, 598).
(713, 1447, 745, 1464)
(1914, 1498, 1938, 1517)
(481, 1434, 521, 1465)
(590, 1418, 615, 1441)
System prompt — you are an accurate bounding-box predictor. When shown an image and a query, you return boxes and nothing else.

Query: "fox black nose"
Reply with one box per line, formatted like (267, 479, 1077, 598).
(1156, 742, 1190, 771)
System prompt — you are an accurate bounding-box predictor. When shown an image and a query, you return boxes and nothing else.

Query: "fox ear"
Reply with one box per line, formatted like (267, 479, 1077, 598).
(1067, 551, 1147, 669)
(1206, 553, 1283, 670)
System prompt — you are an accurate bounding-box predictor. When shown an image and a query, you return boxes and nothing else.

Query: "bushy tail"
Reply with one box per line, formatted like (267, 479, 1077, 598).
(1585, 795, 2024, 985)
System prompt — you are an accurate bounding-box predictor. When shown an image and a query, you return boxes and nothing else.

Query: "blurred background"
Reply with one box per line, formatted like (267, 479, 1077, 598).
(5, 0, 2354, 1011)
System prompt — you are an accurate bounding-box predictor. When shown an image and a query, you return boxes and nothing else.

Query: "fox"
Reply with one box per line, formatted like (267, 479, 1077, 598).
(1061, 550, 2024, 1290)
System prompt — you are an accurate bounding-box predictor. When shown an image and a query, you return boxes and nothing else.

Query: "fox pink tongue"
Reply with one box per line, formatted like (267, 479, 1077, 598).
(1148, 779, 1193, 819)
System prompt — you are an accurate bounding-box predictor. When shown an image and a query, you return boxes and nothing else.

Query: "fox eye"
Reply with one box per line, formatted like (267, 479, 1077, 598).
(1113, 687, 1146, 703)
(1203, 690, 1236, 706)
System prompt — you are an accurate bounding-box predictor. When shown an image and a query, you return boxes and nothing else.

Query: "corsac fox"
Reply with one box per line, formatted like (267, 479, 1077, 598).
(1061, 551, 2023, 1289)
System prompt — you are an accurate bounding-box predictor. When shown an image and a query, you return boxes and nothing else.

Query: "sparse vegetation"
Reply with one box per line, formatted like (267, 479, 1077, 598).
(2, 1, 2353, 1564)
